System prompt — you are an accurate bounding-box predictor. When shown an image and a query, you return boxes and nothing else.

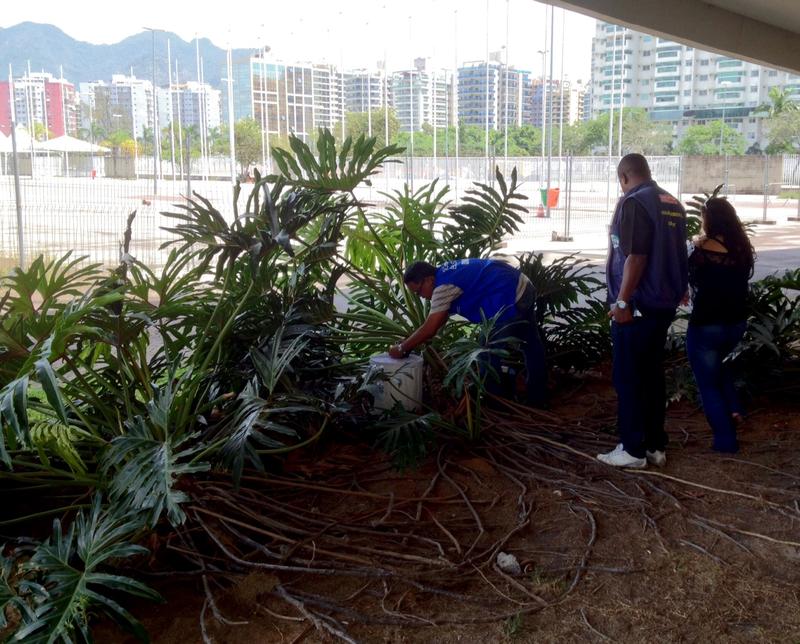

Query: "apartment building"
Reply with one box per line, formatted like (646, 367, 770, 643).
(344, 69, 388, 114)
(591, 21, 800, 148)
(172, 81, 221, 133)
(531, 79, 587, 128)
(79, 75, 153, 139)
(312, 64, 343, 133)
(392, 58, 450, 132)
(0, 73, 79, 138)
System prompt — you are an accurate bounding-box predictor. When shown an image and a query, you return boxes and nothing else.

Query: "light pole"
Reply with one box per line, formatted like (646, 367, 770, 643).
(537, 49, 547, 161)
(143, 26, 159, 196)
(718, 81, 734, 154)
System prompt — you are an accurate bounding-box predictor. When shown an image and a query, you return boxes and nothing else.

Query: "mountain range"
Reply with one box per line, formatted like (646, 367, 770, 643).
(0, 22, 255, 89)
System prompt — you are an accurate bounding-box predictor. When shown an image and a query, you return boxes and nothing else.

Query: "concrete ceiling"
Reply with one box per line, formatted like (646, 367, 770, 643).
(549, 0, 800, 75)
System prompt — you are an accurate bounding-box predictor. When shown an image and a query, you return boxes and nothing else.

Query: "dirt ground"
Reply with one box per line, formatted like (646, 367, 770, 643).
(95, 373, 800, 644)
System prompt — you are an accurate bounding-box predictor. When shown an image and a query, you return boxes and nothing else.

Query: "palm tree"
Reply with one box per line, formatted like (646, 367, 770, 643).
(756, 87, 799, 118)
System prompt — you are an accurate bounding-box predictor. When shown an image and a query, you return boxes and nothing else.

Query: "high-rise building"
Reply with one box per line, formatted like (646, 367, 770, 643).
(312, 64, 343, 133)
(80, 75, 153, 139)
(590, 21, 800, 148)
(222, 51, 257, 123)
(499, 65, 534, 128)
(457, 60, 501, 129)
(254, 59, 312, 141)
(391, 58, 449, 132)
(344, 69, 388, 115)
(171, 81, 221, 133)
(532, 79, 585, 129)
(0, 73, 78, 138)
(581, 83, 593, 122)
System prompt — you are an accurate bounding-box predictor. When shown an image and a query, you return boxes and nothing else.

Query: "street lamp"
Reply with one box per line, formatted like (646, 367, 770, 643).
(143, 26, 159, 196)
(537, 49, 547, 160)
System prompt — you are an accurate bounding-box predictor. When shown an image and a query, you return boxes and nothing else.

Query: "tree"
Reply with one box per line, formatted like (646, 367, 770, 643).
(101, 130, 136, 156)
(765, 109, 800, 153)
(32, 122, 53, 141)
(675, 121, 746, 155)
(756, 87, 799, 118)
(619, 108, 672, 155)
(233, 118, 262, 173)
(344, 108, 400, 146)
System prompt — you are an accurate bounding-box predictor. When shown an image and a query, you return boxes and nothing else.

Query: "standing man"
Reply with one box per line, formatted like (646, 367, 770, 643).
(597, 154, 688, 468)
(389, 258, 548, 408)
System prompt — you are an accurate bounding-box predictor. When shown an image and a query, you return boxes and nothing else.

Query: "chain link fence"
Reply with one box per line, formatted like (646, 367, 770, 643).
(3, 151, 797, 274)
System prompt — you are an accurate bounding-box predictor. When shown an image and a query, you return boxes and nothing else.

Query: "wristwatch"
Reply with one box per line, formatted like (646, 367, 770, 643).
(615, 300, 628, 310)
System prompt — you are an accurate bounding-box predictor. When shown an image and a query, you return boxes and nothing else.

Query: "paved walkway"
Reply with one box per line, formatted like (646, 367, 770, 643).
(506, 194, 800, 281)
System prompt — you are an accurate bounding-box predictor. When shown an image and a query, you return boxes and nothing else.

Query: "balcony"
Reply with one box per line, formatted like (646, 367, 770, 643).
(654, 91, 679, 104)
(654, 65, 680, 78)
(716, 58, 743, 70)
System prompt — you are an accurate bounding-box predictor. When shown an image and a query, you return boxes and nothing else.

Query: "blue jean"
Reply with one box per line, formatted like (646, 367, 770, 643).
(611, 311, 675, 458)
(483, 287, 548, 407)
(686, 322, 746, 453)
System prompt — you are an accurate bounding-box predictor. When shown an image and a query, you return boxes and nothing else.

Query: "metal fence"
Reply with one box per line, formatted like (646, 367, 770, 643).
(0, 153, 743, 275)
(784, 154, 800, 188)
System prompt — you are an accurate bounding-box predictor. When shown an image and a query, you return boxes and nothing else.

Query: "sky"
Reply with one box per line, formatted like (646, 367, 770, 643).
(2, 0, 597, 81)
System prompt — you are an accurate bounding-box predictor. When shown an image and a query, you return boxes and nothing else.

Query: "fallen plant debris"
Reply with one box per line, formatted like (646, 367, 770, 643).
(112, 389, 798, 642)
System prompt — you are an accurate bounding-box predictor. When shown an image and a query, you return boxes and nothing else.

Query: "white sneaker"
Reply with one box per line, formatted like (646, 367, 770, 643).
(597, 445, 647, 468)
(646, 450, 666, 467)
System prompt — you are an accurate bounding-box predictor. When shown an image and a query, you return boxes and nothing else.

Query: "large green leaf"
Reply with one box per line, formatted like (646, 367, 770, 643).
(443, 166, 527, 258)
(14, 495, 161, 643)
(0, 376, 29, 465)
(101, 413, 209, 528)
(271, 129, 404, 192)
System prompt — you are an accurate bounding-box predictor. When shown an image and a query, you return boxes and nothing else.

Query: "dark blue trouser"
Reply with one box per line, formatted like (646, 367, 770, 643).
(686, 322, 746, 453)
(611, 310, 675, 458)
(484, 286, 548, 407)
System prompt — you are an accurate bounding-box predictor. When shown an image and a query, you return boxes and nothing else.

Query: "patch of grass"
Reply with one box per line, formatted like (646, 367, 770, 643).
(503, 612, 523, 639)
(779, 190, 800, 200)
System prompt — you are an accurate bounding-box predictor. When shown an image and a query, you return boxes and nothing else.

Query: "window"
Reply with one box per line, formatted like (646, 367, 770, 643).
(684, 90, 691, 96)
(642, 65, 651, 71)
(700, 59, 710, 66)
(751, 70, 759, 77)
(685, 60, 692, 66)
(643, 50, 651, 56)
(769, 70, 778, 77)
(750, 86, 758, 92)
(685, 75, 692, 81)
(749, 118, 756, 123)
(640, 79, 649, 86)
(699, 90, 708, 96)
(699, 75, 709, 81)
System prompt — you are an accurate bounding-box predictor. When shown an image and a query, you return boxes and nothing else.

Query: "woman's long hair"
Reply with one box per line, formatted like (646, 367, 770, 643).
(701, 198, 755, 277)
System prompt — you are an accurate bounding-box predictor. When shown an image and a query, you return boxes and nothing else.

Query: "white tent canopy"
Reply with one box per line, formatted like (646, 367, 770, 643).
(35, 136, 109, 154)
(0, 126, 34, 153)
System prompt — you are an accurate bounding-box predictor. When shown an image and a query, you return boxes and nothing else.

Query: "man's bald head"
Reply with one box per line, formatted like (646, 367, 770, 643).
(617, 153, 651, 193)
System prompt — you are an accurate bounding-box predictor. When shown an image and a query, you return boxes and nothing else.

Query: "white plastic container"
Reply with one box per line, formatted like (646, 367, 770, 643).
(368, 353, 424, 412)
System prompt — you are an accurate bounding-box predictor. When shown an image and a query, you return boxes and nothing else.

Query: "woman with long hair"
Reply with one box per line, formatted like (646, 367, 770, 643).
(686, 197, 755, 453)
